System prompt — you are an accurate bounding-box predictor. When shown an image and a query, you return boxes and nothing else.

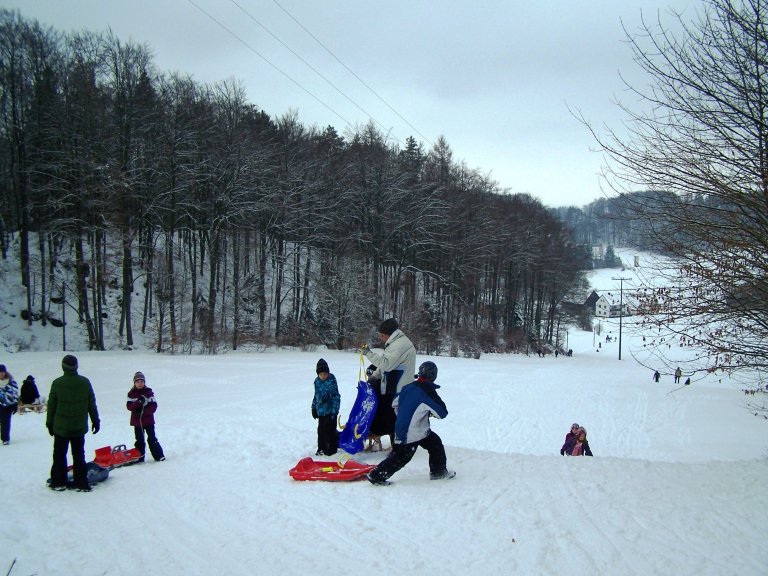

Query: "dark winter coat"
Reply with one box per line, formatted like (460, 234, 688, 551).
(560, 432, 577, 456)
(46, 367, 99, 437)
(393, 377, 448, 444)
(20, 379, 40, 404)
(312, 373, 340, 417)
(368, 374, 396, 437)
(126, 386, 158, 427)
(566, 429, 593, 456)
(570, 439, 593, 457)
(0, 374, 19, 408)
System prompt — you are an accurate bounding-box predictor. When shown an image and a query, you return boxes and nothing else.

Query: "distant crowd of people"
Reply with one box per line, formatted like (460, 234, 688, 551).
(653, 367, 690, 386)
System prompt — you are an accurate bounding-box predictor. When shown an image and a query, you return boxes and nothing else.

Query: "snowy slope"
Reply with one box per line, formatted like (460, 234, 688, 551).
(2, 322, 766, 575)
(2, 247, 767, 575)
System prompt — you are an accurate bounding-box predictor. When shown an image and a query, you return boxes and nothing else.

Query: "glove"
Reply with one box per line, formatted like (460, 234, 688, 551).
(311, 406, 318, 419)
(141, 396, 150, 406)
(47, 425, 54, 437)
(91, 421, 100, 434)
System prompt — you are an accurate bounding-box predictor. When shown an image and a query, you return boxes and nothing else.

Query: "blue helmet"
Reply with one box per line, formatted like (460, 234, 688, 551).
(418, 361, 438, 382)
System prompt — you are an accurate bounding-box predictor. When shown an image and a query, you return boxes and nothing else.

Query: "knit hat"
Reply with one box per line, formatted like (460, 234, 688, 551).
(62, 355, 78, 371)
(0, 364, 6, 373)
(417, 361, 438, 382)
(133, 371, 146, 383)
(377, 318, 399, 335)
(24, 375, 35, 384)
(316, 358, 329, 374)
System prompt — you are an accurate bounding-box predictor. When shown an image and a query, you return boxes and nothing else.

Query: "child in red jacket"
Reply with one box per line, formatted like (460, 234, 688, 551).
(126, 371, 166, 462)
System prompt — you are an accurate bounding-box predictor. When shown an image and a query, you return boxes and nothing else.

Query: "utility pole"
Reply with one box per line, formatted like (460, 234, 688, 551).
(612, 276, 630, 360)
(62, 281, 67, 351)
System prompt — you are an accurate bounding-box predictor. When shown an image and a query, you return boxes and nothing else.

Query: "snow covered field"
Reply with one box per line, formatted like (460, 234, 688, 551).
(2, 322, 767, 575)
(2, 250, 767, 575)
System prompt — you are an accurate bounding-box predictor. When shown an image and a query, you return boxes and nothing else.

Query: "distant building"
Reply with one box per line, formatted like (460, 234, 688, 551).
(595, 293, 634, 318)
(561, 290, 600, 316)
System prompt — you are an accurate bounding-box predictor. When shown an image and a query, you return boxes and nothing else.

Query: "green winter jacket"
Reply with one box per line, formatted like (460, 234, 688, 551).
(46, 367, 100, 437)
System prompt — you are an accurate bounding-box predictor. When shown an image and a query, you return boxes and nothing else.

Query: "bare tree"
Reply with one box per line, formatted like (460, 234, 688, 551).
(584, 0, 768, 384)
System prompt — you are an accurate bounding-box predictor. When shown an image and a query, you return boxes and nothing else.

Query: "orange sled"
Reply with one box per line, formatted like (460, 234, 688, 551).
(289, 456, 376, 482)
(92, 444, 143, 470)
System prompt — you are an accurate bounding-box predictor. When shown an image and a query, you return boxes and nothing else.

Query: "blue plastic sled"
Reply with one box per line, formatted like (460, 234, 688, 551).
(47, 461, 110, 488)
(338, 380, 378, 454)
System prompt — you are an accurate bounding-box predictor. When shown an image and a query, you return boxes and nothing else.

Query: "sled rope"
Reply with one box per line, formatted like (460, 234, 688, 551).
(358, 349, 365, 382)
(339, 352, 368, 432)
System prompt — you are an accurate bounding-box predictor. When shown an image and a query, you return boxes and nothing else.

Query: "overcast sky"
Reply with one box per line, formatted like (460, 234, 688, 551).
(1, 0, 701, 207)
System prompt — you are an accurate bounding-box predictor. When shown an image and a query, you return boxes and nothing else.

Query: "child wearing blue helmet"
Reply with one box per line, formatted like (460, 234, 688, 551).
(367, 361, 455, 485)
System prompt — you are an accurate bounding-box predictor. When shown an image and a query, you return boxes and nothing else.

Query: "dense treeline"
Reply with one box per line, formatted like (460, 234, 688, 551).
(552, 191, 680, 253)
(0, 10, 586, 354)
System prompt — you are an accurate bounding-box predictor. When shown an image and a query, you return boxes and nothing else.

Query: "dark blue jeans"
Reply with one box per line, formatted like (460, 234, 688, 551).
(0, 405, 15, 442)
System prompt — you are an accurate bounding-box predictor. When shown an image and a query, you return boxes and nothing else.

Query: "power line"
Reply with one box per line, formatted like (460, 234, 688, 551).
(228, 0, 402, 144)
(270, 0, 434, 147)
(185, 0, 352, 128)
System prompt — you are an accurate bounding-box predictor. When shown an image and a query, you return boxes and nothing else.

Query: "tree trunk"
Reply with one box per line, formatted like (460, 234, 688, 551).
(121, 231, 134, 346)
(75, 231, 96, 349)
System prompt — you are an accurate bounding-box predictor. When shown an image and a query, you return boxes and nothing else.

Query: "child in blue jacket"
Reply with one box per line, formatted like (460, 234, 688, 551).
(0, 364, 19, 445)
(311, 359, 340, 456)
(367, 361, 455, 485)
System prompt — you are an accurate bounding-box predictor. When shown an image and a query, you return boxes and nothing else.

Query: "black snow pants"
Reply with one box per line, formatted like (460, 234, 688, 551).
(316, 414, 338, 456)
(134, 424, 165, 461)
(370, 430, 447, 481)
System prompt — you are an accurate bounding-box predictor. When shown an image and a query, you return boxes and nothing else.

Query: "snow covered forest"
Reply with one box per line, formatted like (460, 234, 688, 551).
(0, 10, 592, 354)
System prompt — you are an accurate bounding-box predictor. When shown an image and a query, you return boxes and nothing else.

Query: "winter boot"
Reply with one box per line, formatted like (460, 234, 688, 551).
(366, 470, 391, 486)
(430, 469, 456, 481)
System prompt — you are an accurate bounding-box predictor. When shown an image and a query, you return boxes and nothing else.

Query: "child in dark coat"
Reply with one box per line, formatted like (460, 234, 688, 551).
(367, 361, 455, 485)
(311, 359, 340, 456)
(569, 427, 593, 457)
(126, 371, 165, 462)
(560, 422, 579, 455)
(20, 375, 41, 405)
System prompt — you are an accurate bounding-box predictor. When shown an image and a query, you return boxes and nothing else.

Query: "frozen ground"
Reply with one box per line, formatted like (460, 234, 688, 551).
(2, 322, 766, 575)
(1, 249, 766, 575)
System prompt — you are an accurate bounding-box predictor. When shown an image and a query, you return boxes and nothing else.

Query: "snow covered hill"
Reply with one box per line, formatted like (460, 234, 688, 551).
(2, 328, 767, 575)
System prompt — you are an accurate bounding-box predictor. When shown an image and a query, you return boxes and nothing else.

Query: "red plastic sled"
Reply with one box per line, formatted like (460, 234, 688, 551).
(289, 456, 375, 482)
(92, 444, 143, 470)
